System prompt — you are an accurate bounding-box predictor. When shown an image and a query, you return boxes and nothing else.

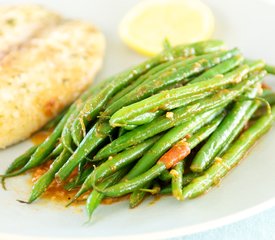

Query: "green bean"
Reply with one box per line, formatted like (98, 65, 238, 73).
(49, 143, 63, 158)
(191, 86, 260, 172)
(190, 55, 244, 84)
(95, 71, 263, 161)
(170, 40, 226, 57)
(61, 101, 85, 153)
(125, 111, 225, 180)
(110, 63, 248, 127)
(182, 172, 204, 186)
(28, 150, 71, 203)
(64, 167, 93, 191)
(93, 162, 167, 197)
(86, 168, 129, 220)
(67, 136, 160, 203)
(171, 162, 184, 200)
(123, 91, 213, 126)
(160, 186, 172, 194)
(265, 64, 275, 75)
(123, 125, 137, 131)
(182, 105, 275, 199)
(2, 140, 60, 181)
(129, 182, 151, 208)
(252, 90, 275, 119)
(122, 111, 164, 126)
(247, 60, 265, 71)
(262, 89, 275, 105)
(74, 160, 87, 186)
(159, 170, 172, 182)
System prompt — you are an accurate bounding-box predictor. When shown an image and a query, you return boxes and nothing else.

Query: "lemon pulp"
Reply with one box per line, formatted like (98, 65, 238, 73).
(119, 0, 215, 56)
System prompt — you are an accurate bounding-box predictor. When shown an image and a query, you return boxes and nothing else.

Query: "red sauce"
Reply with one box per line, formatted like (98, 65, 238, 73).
(31, 162, 127, 205)
(31, 162, 88, 204)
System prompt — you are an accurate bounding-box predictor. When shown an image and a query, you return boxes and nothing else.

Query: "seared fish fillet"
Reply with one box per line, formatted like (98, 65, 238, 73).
(0, 7, 105, 148)
(0, 4, 61, 58)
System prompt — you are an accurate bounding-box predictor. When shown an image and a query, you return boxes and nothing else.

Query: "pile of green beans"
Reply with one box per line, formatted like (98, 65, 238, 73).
(1, 40, 275, 222)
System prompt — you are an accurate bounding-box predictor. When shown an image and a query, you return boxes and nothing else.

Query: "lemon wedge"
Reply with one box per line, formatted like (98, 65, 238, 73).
(119, 0, 215, 56)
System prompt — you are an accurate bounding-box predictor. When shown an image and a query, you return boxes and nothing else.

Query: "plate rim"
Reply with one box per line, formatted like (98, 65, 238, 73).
(1, 197, 275, 240)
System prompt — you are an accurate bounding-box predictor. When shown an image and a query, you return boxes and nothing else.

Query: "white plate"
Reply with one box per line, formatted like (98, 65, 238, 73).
(0, 0, 275, 239)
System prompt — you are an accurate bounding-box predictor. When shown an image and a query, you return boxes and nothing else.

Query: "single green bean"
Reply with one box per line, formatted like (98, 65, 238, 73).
(171, 162, 184, 200)
(61, 101, 85, 153)
(49, 143, 63, 158)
